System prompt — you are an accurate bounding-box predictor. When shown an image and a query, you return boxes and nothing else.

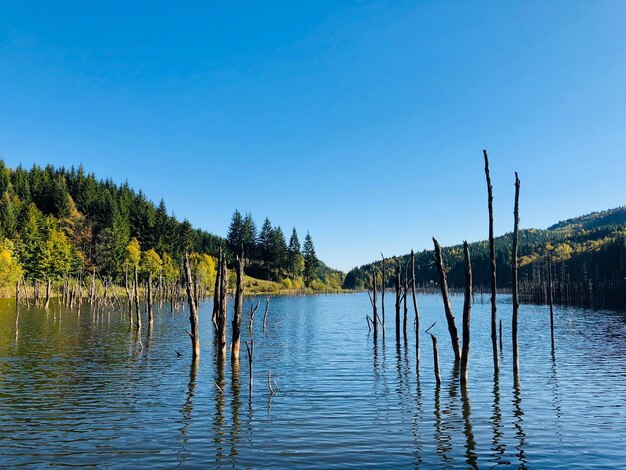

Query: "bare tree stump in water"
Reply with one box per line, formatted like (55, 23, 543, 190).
(461, 241, 472, 385)
(212, 248, 222, 331)
(410, 250, 420, 371)
(183, 253, 200, 359)
(512, 173, 521, 377)
(147, 271, 153, 327)
(44, 278, 51, 310)
(134, 264, 141, 329)
(248, 299, 260, 333)
(395, 264, 401, 343)
(484, 149, 499, 374)
(217, 251, 228, 355)
(433, 237, 461, 363)
(548, 254, 555, 349)
(232, 253, 244, 360)
(262, 297, 270, 333)
(245, 340, 254, 396)
(381, 254, 386, 332)
(367, 266, 379, 340)
(431, 334, 441, 386)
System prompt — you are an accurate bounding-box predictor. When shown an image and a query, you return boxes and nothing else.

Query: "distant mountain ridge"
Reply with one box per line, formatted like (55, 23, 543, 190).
(342, 205, 626, 291)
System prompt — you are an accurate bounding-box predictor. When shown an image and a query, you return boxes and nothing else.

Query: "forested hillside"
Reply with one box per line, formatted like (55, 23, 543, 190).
(0, 160, 342, 294)
(343, 206, 626, 308)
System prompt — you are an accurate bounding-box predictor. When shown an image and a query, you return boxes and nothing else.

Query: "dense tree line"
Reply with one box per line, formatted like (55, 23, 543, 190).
(343, 206, 626, 299)
(0, 160, 342, 293)
(225, 209, 342, 288)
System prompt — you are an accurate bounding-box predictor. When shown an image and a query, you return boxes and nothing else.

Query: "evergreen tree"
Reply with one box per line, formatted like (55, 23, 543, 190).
(227, 209, 244, 256)
(303, 231, 319, 286)
(258, 217, 273, 267)
(242, 212, 257, 259)
(288, 228, 304, 279)
(269, 226, 288, 276)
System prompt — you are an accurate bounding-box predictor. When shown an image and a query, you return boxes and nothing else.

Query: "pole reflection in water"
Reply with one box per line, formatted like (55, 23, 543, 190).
(230, 358, 241, 461)
(178, 357, 198, 464)
(550, 347, 563, 445)
(412, 375, 423, 467)
(490, 371, 508, 465)
(460, 383, 477, 469)
(512, 374, 528, 468)
(214, 353, 226, 465)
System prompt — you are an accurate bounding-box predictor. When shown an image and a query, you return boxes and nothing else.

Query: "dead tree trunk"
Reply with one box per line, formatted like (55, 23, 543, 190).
(134, 264, 141, 329)
(147, 271, 153, 327)
(218, 251, 228, 355)
(368, 266, 379, 340)
(548, 254, 555, 349)
(431, 334, 441, 386)
(124, 267, 133, 325)
(232, 253, 244, 360)
(263, 297, 270, 333)
(512, 172, 521, 377)
(461, 241, 472, 384)
(15, 280, 20, 310)
(403, 262, 408, 343)
(411, 250, 420, 371)
(433, 237, 461, 363)
(44, 278, 52, 310)
(484, 149, 499, 374)
(381, 253, 386, 332)
(245, 339, 254, 397)
(183, 253, 200, 358)
(395, 264, 401, 343)
(212, 248, 222, 331)
(248, 299, 260, 333)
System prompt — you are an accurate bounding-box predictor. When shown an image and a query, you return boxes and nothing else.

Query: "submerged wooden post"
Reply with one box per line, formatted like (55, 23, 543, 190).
(431, 334, 441, 386)
(512, 172, 521, 377)
(134, 264, 141, 329)
(411, 250, 420, 371)
(232, 253, 244, 360)
(245, 339, 254, 396)
(484, 149, 499, 374)
(499, 319, 503, 351)
(147, 271, 154, 327)
(44, 278, 52, 310)
(433, 237, 461, 363)
(262, 297, 270, 332)
(548, 254, 555, 349)
(218, 251, 228, 355)
(461, 241, 472, 384)
(381, 254, 386, 331)
(368, 267, 379, 340)
(183, 253, 200, 359)
(403, 262, 408, 343)
(212, 248, 222, 331)
(395, 264, 401, 343)
(15, 280, 19, 310)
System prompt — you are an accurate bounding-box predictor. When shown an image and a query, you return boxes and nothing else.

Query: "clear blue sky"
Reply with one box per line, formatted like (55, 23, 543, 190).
(1, 1, 625, 271)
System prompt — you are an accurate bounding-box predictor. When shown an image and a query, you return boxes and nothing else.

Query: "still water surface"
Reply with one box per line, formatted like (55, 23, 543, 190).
(1, 293, 626, 468)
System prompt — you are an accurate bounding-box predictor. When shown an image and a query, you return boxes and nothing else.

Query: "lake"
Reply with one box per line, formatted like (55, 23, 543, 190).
(1, 292, 626, 468)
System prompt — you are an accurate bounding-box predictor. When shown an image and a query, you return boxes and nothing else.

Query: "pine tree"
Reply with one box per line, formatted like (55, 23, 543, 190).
(288, 228, 303, 279)
(258, 217, 273, 268)
(303, 231, 319, 286)
(227, 209, 244, 256)
(270, 226, 288, 276)
(242, 212, 257, 259)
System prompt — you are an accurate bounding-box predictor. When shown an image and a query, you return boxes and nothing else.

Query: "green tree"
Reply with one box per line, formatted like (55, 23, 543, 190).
(303, 231, 319, 286)
(288, 228, 303, 279)
(242, 212, 257, 259)
(227, 209, 244, 256)
(0, 238, 23, 288)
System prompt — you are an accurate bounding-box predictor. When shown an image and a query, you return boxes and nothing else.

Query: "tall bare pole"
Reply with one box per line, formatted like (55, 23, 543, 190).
(381, 254, 386, 332)
(433, 237, 461, 363)
(512, 172, 521, 377)
(460, 241, 472, 384)
(484, 149, 499, 373)
(183, 253, 200, 358)
(232, 252, 244, 360)
(548, 253, 555, 349)
(410, 250, 420, 371)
